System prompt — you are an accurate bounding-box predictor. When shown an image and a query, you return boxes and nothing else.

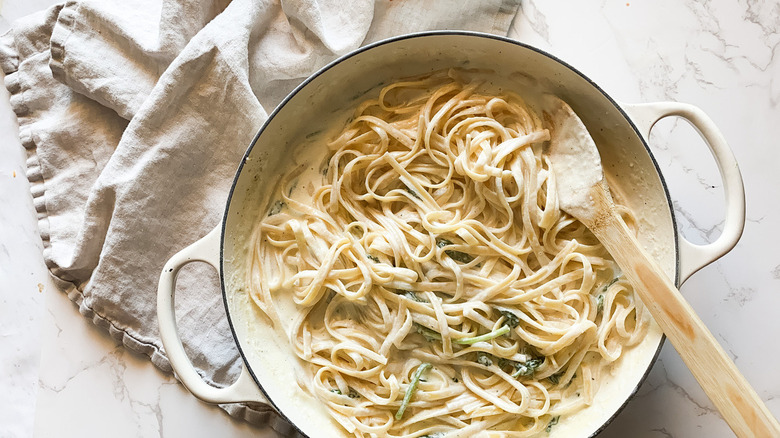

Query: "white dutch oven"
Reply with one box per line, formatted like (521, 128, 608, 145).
(157, 32, 744, 437)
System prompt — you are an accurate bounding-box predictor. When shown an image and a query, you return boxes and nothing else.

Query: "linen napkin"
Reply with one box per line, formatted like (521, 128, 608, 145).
(1, 0, 520, 433)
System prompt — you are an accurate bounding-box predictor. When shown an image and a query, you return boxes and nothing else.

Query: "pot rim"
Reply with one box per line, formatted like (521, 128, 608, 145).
(220, 30, 675, 438)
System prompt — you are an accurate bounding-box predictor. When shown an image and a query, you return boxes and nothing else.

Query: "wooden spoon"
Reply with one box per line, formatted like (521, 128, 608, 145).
(545, 96, 780, 438)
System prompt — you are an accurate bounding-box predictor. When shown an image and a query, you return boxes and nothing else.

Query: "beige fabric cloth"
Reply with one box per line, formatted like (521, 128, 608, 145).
(1, 0, 519, 433)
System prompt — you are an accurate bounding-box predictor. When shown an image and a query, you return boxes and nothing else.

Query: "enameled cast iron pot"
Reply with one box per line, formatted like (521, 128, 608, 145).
(157, 31, 745, 438)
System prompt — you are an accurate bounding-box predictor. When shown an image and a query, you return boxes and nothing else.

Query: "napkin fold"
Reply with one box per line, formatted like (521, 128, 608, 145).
(1, 0, 519, 433)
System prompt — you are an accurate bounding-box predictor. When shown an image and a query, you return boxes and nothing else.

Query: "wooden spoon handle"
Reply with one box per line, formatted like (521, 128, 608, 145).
(590, 208, 780, 437)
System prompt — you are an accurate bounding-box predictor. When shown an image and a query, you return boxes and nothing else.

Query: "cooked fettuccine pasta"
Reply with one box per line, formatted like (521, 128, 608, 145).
(247, 69, 649, 438)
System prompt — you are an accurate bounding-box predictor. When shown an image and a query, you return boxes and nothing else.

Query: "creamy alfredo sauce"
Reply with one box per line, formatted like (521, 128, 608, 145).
(231, 73, 666, 438)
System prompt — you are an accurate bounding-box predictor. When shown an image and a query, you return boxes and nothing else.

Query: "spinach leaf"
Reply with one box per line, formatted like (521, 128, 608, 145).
(476, 352, 494, 367)
(546, 416, 560, 433)
(436, 237, 453, 248)
(414, 323, 442, 342)
(547, 371, 564, 385)
(496, 307, 520, 328)
(404, 187, 421, 199)
(445, 249, 474, 264)
(400, 290, 428, 303)
(511, 357, 544, 378)
(268, 200, 285, 216)
(330, 387, 360, 399)
(602, 277, 619, 292)
(436, 238, 474, 263)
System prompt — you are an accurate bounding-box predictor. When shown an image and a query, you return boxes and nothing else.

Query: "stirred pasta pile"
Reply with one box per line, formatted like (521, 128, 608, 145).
(247, 69, 649, 437)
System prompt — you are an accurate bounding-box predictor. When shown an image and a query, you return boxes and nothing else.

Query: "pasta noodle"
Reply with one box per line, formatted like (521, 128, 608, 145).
(247, 69, 649, 437)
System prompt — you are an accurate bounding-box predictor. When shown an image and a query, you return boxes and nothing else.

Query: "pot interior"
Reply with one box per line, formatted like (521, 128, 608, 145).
(221, 32, 673, 438)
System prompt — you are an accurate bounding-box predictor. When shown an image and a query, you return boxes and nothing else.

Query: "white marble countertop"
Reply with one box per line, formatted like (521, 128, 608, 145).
(3, 1, 779, 437)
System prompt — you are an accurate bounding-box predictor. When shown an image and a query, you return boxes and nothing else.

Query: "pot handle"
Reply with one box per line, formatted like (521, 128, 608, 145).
(157, 224, 269, 405)
(621, 102, 745, 285)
